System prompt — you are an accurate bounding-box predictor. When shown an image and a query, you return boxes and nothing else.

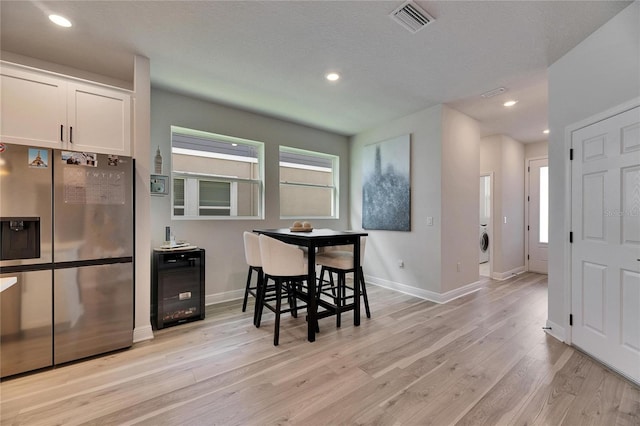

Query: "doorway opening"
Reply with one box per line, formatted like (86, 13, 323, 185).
(479, 174, 492, 277)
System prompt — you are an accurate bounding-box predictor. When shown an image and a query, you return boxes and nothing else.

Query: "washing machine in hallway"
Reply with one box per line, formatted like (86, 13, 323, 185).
(479, 224, 489, 263)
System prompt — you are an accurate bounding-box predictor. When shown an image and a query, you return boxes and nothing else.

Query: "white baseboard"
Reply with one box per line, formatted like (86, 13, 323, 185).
(491, 266, 526, 281)
(205, 289, 245, 306)
(135, 289, 244, 341)
(366, 275, 484, 304)
(133, 324, 154, 343)
(204, 276, 485, 308)
(438, 280, 485, 303)
(544, 319, 565, 343)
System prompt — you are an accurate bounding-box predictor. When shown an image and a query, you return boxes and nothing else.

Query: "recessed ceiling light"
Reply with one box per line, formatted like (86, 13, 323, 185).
(325, 72, 340, 82)
(49, 14, 72, 27)
(543, 129, 550, 134)
(503, 100, 518, 107)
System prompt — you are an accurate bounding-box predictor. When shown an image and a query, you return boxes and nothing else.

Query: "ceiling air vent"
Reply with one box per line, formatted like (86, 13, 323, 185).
(390, 1, 434, 33)
(481, 87, 507, 98)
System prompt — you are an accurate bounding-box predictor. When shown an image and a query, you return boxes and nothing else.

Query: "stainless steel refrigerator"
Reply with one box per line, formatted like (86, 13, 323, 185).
(0, 143, 134, 378)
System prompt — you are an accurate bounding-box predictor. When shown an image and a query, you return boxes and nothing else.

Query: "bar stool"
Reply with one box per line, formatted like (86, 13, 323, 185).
(316, 236, 371, 327)
(257, 234, 310, 346)
(242, 231, 263, 325)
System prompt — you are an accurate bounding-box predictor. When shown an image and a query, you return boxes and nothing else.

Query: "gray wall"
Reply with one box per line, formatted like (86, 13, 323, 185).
(350, 105, 443, 296)
(480, 135, 526, 278)
(500, 137, 525, 275)
(441, 106, 481, 292)
(525, 140, 548, 160)
(350, 104, 481, 300)
(547, 1, 640, 338)
(151, 88, 350, 302)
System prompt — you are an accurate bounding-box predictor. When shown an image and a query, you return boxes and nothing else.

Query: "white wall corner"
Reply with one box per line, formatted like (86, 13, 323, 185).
(133, 54, 152, 337)
(366, 275, 483, 304)
(133, 325, 154, 343)
(205, 289, 245, 306)
(544, 319, 565, 343)
(491, 266, 526, 281)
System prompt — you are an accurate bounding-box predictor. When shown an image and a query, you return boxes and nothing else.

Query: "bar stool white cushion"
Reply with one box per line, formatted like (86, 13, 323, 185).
(257, 234, 309, 345)
(314, 250, 353, 269)
(259, 234, 308, 277)
(242, 231, 263, 323)
(315, 237, 366, 268)
(243, 231, 262, 268)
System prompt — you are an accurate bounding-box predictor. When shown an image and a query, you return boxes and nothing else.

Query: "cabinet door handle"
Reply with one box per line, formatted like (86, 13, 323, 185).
(70, 126, 73, 143)
(60, 125, 64, 142)
(166, 259, 177, 263)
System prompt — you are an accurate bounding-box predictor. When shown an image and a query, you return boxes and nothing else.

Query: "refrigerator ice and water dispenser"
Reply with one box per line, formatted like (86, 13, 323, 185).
(0, 217, 41, 261)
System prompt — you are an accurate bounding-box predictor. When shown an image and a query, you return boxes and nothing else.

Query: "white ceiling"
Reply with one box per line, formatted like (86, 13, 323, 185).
(0, 1, 631, 142)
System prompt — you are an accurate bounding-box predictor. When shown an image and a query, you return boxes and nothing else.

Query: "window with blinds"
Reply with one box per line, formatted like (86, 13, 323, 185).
(279, 146, 339, 219)
(171, 126, 264, 219)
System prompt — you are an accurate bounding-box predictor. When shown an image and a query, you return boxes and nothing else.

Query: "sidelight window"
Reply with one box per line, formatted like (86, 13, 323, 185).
(539, 166, 549, 243)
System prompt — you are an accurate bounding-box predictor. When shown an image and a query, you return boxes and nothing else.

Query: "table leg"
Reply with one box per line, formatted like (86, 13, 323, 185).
(307, 244, 317, 342)
(353, 239, 361, 326)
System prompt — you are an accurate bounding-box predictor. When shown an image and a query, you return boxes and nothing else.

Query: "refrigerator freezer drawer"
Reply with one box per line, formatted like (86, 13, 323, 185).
(0, 270, 53, 378)
(54, 262, 133, 365)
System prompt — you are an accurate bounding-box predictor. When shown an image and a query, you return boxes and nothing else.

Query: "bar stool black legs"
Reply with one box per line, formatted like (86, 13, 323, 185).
(257, 234, 311, 346)
(255, 276, 307, 346)
(242, 265, 263, 325)
(317, 265, 371, 327)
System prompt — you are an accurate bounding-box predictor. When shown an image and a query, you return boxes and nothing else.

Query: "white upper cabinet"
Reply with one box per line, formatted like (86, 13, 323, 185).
(1, 62, 131, 156)
(67, 82, 131, 155)
(1, 66, 67, 149)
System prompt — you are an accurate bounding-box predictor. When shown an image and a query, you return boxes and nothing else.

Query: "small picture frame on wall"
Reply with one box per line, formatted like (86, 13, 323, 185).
(150, 174, 169, 195)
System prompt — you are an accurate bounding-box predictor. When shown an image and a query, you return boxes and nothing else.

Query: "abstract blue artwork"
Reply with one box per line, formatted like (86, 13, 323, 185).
(362, 134, 411, 231)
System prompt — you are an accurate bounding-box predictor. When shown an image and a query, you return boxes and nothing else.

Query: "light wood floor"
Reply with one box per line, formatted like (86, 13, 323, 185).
(1, 273, 639, 425)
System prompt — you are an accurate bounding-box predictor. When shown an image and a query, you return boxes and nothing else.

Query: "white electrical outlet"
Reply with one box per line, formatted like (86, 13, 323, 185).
(398, 260, 404, 268)
(427, 216, 434, 226)
(457, 262, 461, 272)
(504, 216, 507, 224)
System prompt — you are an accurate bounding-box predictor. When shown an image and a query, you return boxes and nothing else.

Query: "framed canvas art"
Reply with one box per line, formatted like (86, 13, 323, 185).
(362, 134, 411, 231)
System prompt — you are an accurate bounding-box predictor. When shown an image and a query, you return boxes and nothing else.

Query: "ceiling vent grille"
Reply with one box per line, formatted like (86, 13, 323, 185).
(481, 87, 507, 98)
(390, 1, 435, 33)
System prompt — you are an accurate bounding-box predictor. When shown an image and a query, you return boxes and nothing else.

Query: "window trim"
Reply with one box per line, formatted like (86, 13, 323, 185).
(279, 146, 339, 220)
(173, 172, 245, 217)
(170, 126, 265, 220)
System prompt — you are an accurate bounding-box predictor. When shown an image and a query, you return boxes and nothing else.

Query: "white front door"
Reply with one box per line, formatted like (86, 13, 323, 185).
(571, 105, 640, 383)
(528, 158, 548, 274)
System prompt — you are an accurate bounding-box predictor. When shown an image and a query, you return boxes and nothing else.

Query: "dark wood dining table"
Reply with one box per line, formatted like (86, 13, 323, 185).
(253, 228, 368, 342)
